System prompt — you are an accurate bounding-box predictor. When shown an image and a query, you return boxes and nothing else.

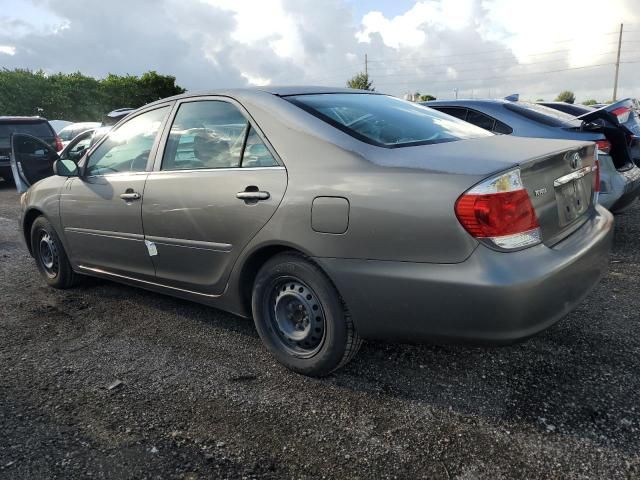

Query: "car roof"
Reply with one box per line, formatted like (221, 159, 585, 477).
(142, 86, 382, 109)
(0, 116, 49, 123)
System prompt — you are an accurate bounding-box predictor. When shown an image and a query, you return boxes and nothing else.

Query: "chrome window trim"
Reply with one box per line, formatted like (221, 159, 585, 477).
(146, 166, 285, 175)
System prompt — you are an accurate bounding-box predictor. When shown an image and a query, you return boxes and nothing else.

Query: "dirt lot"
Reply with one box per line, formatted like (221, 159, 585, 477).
(0, 179, 639, 480)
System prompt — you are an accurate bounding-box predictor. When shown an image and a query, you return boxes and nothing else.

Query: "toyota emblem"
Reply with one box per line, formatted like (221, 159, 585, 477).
(570, 152, 581, 170)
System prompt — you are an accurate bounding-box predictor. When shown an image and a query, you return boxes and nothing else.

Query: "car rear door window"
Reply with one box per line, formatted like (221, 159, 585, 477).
(465, 109, 496, 131)
(492, 120, 513, 134)
(86, 106, 169, 176)
(241, 126, 278, 167)
(162, 101, 249, 170)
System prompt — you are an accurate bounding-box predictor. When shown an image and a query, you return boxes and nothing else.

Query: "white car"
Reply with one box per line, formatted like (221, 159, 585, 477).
(57, 122, 101, 148)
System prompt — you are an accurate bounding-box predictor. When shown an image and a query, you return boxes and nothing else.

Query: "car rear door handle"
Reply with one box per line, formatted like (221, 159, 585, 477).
(236, 191, 270, 201)
(120, 192, 141, 201)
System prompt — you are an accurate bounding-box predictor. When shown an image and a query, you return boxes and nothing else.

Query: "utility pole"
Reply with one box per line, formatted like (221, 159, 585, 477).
(453, 88, 458, 99)
(365, 53, 368, 76)
(613, 23, 623, 102)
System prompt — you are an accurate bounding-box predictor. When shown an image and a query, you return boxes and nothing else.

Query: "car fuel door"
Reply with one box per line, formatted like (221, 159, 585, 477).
(10, 133, 59, 193)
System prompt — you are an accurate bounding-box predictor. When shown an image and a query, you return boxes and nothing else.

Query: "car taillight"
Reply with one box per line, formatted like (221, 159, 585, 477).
(593, 160, 601, 203)
(595, 139, 611, 155)
(55, 135, 63, 152)
(611, 106, 631, 123)
(455, 169, 541, 251)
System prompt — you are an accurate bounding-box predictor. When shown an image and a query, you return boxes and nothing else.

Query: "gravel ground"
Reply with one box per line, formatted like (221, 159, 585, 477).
(0, 178, 639, 480)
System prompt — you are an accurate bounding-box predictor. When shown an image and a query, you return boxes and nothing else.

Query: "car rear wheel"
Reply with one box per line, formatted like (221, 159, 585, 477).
(252, 252, 362, 376)
(31, 216, 77, 289)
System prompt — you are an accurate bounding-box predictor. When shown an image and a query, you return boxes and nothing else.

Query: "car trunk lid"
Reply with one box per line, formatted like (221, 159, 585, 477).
(364, 135, 596, 247)
(518, 142, 596, 246)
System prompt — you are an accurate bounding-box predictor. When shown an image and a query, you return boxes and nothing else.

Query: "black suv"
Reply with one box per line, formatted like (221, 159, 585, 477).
(0, 117, 61, 182)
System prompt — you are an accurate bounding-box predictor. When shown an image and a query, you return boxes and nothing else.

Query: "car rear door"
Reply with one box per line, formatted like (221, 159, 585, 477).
(141, 97, 287, 295)
(10, 133, 59, 193)
(60, 105, 171, 280)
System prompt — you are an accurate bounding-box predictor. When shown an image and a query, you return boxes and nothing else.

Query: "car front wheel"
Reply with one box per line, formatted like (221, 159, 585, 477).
(252, 253, 362, 376)
(30, 216, 77, 289)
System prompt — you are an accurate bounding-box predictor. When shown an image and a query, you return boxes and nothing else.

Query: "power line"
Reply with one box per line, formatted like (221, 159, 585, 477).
(365, 50, 629, 78)
(373, 62, 618, 87)
(367, 40, 622, 65)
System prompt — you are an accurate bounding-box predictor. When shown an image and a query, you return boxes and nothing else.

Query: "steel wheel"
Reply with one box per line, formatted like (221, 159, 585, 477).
(37, 231, 59, 278)
(267, 277, 326, 358)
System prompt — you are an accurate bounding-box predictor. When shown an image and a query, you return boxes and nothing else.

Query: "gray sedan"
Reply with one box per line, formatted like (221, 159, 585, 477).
(12, 88, 613, 376)
(425, 99, 640, 212)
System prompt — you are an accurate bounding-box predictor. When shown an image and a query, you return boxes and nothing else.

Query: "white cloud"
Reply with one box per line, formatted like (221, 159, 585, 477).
(240, 72, 272, 86)
(0, 45, 16, 55)
(1, 0, 639, 102)
(204, 0, 301, 58)
(481, 0, 638, 67)
(356, 0, 475, 48)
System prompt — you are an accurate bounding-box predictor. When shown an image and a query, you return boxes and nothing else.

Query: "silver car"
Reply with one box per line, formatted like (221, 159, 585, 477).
(425, 99, 640, 213)
(12, 87, 613, 376)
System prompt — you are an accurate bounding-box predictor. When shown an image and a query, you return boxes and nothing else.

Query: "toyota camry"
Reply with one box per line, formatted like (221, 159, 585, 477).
(12, 87, 613, 376)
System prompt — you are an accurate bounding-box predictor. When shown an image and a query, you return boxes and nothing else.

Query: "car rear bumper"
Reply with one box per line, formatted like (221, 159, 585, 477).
(610, 165, 640, 212)
(314, 205, 613, 344)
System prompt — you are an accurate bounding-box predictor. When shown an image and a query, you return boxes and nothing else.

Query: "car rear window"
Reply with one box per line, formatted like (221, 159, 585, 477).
(286, 94, 492, 147)
(0, 121, 53, 148)
(0, 122, 53, 138)
(504, 102, 582, 128)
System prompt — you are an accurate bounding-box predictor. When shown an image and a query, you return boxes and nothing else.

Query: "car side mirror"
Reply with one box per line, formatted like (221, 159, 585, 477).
(54, 159, 78, 177)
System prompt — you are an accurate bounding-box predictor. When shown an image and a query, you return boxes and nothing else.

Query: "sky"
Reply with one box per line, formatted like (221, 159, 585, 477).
(1, 0, 640, 102)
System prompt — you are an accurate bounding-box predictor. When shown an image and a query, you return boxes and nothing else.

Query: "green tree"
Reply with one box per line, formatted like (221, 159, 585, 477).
(347, 72, 374, 91)
(555, 90, 576, 104)
(536, 98, 544, 102)
(0, 68, 186, 121)
(582, 99, 598, 106)
(420, 94, 436, 101)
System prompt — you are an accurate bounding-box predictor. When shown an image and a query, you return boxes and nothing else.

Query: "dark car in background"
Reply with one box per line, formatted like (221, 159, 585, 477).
(538, 102, 595, 117)
(541, 98, 640, 169)
(425, 99, 640, 212)
(0, 116, 61, 183)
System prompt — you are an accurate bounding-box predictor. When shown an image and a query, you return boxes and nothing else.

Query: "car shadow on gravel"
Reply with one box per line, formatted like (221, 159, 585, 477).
(65, 267, 639, 456)
(328, 212, 640, 454)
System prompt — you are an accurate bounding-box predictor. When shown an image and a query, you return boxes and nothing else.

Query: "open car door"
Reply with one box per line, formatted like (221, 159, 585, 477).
(10, 133, 59, 193)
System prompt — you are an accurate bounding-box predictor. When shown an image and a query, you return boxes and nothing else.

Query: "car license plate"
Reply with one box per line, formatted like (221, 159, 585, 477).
(556, 177, 589, 226)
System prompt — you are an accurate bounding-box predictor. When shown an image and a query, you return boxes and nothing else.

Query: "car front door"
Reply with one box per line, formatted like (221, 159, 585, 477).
(141, 98, 287, 295)
(10, 133, 59, 193)
(60, 105, 171, 279)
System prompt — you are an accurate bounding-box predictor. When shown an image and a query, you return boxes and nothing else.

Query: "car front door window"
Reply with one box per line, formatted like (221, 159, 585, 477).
(161, 101, 249, 171)
(86, 107, 169, 176)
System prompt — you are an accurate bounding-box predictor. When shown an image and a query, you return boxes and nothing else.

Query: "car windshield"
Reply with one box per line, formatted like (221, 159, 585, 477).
(504, 101, 582, 128)
(58, 126, 76, 141)
(287, 93, 492, 147)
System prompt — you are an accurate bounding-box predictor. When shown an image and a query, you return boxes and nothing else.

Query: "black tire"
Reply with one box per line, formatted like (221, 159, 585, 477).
(252, 252, 362, 376)
(30, 216, 77, 289)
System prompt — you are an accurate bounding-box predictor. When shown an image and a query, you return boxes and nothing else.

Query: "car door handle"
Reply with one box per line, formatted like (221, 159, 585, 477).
(236, 191, 270, 201)
(120, 192, 141, 200)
